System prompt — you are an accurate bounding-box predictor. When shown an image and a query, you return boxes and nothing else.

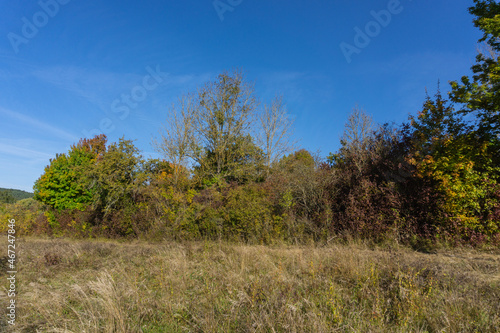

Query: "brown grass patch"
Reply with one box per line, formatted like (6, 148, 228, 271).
(0, 237, 499, 332)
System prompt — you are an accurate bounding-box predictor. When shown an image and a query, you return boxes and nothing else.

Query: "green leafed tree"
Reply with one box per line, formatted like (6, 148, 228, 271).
(409, 91, 499, 238)
(155, 70, 276, 185)
(33, 135, 107, 211)
(443, 0, 500, 239)
(409, 89, 467, 160)
(86, 137, 145, 217)
(450, 0, 500, 145)
(0, 191, 16, 204)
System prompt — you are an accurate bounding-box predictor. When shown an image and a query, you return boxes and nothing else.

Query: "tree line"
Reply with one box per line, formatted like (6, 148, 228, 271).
(0, 188, 33, 203)
(3, 0, 499, 248)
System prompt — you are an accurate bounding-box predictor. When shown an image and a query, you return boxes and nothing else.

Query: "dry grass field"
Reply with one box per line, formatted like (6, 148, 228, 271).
(0, 237, 499, 332)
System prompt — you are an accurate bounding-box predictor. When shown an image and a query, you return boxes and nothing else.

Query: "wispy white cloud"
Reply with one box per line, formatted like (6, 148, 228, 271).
(0, 106, 78, 142)
(31, 66, 135, 111)
(31, 65, 213, 116)
(260, 71, 306, 100)
(0, 142, 53, 161)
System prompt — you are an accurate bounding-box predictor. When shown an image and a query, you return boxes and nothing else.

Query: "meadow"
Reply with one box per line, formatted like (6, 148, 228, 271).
(1, 237, 499, 332)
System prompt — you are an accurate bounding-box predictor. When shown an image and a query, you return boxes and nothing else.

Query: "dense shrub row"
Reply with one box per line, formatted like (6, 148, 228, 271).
(2, 108, 499, 247)
(1, 124, 498, 248)
(2, 1, 500, 248)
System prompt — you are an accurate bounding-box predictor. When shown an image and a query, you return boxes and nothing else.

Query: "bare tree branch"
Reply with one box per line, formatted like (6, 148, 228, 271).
(258, 95, 296, 169)
(341, 105, 374, 173)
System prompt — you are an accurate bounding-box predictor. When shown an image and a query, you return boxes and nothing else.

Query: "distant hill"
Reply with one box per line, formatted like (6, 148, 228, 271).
(0, 188, 34, 203)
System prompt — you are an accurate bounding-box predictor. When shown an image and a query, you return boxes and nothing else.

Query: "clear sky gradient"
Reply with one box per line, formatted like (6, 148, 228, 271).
(0, 0, 482, 192)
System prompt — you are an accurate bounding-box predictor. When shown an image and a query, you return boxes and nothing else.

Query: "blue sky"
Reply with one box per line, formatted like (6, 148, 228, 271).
(0, 0, 482, 192)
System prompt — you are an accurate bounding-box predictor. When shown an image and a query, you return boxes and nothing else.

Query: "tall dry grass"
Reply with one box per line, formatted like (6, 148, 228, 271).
(0, 237, 499, 332)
